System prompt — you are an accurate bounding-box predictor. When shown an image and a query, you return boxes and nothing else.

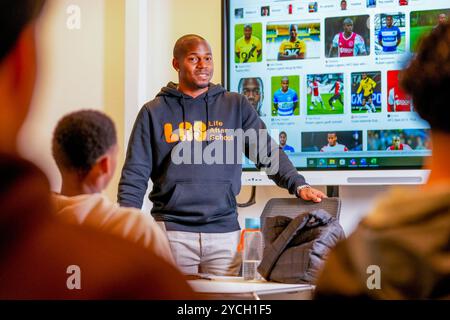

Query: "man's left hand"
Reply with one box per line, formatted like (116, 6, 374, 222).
(298, 187, 327, 203)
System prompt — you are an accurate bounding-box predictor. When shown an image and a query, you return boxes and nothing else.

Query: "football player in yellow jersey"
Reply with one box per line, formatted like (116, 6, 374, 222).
(235, 24, 262, 63)
(278, 24, 306, 60)
(357, 73, 377, 112)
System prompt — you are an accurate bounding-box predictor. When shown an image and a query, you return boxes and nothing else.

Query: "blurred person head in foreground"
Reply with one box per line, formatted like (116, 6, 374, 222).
(0, 0, 193, 299)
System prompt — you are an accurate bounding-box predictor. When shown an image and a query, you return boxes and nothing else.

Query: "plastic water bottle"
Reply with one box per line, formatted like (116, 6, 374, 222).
(242, 218, 264, 281)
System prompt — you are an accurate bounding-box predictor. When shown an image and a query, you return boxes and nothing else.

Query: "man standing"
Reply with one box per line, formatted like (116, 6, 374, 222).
(329, 18, 367, 57)
(357, 72, 377, 112)
(278, 24, 306, 60)
(119, 34, 326, 275)
(238, 77, 265, 116)
(328, 78, 343, 110)
(320, 133, 349, 152)
(309, 76, 324, 110)
(235, 24, 262, 63)
(378, 15, 402, 53)
(273, 77, 299, 116)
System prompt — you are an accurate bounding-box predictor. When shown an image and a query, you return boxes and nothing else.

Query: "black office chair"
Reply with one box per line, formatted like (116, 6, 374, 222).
(258, 197, 344, 284)
(260, 197, 341, 231)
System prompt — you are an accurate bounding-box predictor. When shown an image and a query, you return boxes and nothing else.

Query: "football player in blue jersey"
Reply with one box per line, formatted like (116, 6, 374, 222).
(273, 77, 299, 116)
(378, 15, 402, 53)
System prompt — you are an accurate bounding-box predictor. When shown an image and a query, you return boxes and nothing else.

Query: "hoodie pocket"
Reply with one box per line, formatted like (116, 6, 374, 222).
(164, 181, 235, 221)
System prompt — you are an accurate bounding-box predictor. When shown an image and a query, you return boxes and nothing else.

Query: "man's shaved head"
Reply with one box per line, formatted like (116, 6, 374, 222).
(173, 34, 208, 60)
(172, 34, 214, 97)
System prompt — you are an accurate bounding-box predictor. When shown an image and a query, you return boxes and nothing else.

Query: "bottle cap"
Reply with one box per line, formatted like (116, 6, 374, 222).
(245, 217, 260, 230)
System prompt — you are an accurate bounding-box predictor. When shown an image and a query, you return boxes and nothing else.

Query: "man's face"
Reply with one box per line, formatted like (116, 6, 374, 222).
(344, 23, 353, 34)
(393, 137, 401, 148)
(290, 26, 297, 39)
(341, 1, 347, 10)
(328, 133, 337, 146)
(362, 73, 367, 79)
(242, 78, 261, 109)
(281, 79, 289, 92)
(175, 39, 214, 90)
(279, 133, 287, 146)
(244, 27, 252, 39)
(386, 16, 393, 27)
(438, 14, 448, 25)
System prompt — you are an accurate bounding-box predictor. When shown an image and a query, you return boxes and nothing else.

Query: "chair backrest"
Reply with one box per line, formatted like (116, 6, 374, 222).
(260, 197, 341, 231)
(258, 197, 344, 284)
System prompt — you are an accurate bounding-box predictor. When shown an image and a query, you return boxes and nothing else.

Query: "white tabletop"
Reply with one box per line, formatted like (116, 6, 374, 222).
(189, 276, 314, 296)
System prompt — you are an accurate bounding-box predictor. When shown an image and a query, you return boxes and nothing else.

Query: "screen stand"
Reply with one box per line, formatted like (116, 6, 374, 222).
(326, 185, 339, 198)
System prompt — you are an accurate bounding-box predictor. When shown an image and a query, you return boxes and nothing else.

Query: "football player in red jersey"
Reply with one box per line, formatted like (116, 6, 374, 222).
(386, 135, 412, 151)
(328, 18, 367, 58)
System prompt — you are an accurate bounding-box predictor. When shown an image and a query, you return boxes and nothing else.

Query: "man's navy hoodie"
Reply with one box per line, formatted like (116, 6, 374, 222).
(118, 82, 307, 233)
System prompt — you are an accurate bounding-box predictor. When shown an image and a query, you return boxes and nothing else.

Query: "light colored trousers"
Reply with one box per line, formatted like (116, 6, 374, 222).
(158, 222, 242, 276)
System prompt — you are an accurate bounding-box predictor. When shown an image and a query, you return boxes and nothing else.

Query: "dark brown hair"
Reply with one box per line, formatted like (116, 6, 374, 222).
(0, 0, 46, 62)
(52, 110, 117, 176)
(401, 23, 450, 133)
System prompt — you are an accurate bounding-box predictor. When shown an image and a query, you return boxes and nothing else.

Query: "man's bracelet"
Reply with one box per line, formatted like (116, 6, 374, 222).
(296, 185, 311, 195)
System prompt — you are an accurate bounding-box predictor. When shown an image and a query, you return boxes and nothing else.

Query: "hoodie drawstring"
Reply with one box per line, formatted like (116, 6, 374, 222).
(204, 94, 210, 145)
(180, 96, 186, 126)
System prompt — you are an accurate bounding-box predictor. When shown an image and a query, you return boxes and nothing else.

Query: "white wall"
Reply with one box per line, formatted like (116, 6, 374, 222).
(19, 0, 105, 191)
(125, 0, 223, 138)
(146, 0, 223, 99)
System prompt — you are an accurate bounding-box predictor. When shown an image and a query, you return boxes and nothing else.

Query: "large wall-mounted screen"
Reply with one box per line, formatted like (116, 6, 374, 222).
(224, 0, 448, 171)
